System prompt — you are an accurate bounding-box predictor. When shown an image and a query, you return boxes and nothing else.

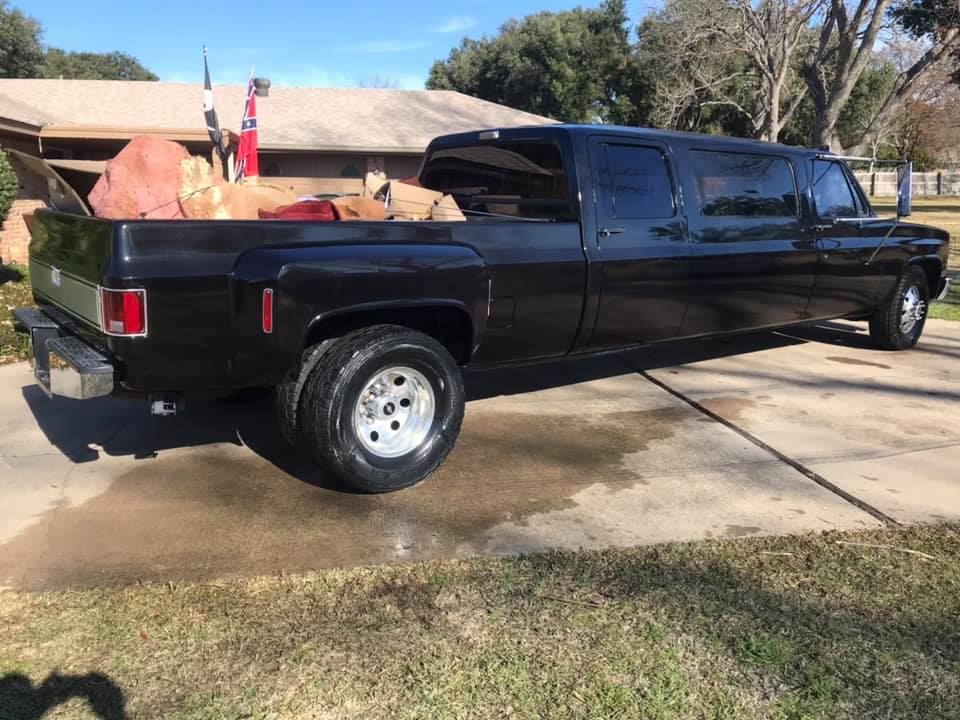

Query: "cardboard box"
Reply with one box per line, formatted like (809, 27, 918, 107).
(430, 194, 466, 222)
(383, 181, 445, 220)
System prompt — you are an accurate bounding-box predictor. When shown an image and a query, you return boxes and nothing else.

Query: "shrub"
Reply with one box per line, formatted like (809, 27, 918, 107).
(0, 149, 19, 226)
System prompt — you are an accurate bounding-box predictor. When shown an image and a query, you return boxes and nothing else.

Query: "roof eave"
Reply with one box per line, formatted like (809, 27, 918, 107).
(0, 117, 42, 137)
(258, 143, 425, 154)
(38, 124, 240, 144)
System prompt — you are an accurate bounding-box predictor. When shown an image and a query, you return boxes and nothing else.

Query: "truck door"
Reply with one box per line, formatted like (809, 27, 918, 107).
(678, 149, 818, 335)
(806, 159, 887, 319)
(586, 137, 690, 349)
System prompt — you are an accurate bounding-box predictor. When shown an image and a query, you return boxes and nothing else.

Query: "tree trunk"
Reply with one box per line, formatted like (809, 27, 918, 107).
(803, 0, 893, 152)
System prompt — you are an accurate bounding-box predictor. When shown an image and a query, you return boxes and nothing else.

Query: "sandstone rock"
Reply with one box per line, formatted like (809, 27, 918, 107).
(178, 158, 298, 220)
(178, 156, 230, 220)
(88, 135, 191, 220)
(221, 183, 299, 220)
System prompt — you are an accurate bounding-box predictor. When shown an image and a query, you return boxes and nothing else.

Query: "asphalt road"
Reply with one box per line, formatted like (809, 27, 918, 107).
(1, 319, 957, 591)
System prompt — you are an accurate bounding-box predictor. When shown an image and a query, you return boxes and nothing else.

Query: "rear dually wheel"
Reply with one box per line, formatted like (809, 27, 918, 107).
(295, 325, 465, 493)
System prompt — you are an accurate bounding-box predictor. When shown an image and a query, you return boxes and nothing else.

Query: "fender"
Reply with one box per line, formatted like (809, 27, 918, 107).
(233, 243, 489, 378)
(904, 252, 946, 298)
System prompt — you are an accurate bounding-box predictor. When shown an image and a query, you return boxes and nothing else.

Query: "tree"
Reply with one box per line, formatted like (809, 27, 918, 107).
(633, 0, 752, 133)
(638, 0, 821, 142)
(42, 48, 158, 81)
(356, 76, 400, 88)
(427, 0, 633, 123)
(1, 2, 157, 81)
(0, 0, 43, 79)
(802, 0, 960, 152)
(722, 0, 823, 142)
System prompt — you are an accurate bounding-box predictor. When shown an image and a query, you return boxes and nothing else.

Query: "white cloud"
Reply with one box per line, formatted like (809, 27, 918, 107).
(335, 40, 431, 54)
(429, 15, 475, 33)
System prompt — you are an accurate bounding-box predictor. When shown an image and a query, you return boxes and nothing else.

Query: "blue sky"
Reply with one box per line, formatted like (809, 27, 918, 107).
(17, 0, 657, 89)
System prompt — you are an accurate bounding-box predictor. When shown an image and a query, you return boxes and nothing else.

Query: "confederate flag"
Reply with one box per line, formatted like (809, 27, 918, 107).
(235, 74, 259, 180)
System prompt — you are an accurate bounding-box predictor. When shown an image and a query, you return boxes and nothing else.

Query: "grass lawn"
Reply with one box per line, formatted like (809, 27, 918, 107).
(0, 263, 32, 365)
(1, 526, 959, 719)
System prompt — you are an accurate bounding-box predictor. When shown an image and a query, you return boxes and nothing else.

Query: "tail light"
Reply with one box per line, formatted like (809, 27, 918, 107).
(262, 288, 274, 334)
(100, 287, 147, 337)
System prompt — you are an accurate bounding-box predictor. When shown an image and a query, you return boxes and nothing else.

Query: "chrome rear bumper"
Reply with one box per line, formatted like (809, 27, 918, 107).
(12, 307, 114, 399)
(935, 277, 952, 302)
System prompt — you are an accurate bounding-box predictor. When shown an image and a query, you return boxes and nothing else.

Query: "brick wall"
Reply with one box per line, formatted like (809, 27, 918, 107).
(1, 151, 50, 266)
(1, 198, 46, 265)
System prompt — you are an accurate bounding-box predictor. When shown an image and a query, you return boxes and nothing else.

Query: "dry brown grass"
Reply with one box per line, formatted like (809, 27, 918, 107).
(872, 196, 960, 267)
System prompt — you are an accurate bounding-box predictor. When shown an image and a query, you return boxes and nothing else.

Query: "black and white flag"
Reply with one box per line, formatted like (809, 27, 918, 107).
(203, 46, 228, 161)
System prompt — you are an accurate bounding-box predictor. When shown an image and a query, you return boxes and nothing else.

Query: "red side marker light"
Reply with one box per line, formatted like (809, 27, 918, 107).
(262, 288, 274, 334)
(100, 288, 146, 336)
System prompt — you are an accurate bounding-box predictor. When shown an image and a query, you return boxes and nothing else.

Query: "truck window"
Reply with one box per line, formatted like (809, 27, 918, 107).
(602, 144, 675, 219)
(420, 141, 573, 221)
(812, 160, 860, 219)
(690, 150, 798, 218)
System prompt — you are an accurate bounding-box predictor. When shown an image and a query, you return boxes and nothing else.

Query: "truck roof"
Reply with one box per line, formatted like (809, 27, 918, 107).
(428, 123, 823, 159)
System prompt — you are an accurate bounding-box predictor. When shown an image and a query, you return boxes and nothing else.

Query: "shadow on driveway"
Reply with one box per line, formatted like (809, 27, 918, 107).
(20, 327, 810, 487)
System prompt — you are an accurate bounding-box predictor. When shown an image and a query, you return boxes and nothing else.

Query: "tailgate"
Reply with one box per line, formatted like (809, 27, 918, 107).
(28, 209, 114, 331)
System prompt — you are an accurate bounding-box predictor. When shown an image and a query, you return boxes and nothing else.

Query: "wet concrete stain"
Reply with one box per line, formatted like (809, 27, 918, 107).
(699, 396, 756, 422)
(0, 404, 687, 591)
(723, 524, 763, 537)
(825, 356, 892, 370)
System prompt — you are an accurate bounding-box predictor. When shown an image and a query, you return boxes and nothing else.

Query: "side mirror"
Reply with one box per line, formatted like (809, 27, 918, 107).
(897, 161, 912, 218)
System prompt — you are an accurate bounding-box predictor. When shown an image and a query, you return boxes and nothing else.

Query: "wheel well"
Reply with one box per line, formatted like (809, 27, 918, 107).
(303, 306, 474, 364)
(911, 258, 943, 297)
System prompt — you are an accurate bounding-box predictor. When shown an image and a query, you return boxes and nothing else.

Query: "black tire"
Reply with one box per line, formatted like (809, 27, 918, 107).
(297, 325, 465, 493)
(274, 339, 337, 449)
(869, 267, 929, 350)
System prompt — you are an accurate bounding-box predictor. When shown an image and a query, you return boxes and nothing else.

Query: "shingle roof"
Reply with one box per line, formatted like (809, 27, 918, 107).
(0, 79, 555, 152)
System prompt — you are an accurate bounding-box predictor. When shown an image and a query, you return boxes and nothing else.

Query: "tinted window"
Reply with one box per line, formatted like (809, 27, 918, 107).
(812, 160, 858, 219)
(603, 145, 675, 219)
(690, 151, 798, 217)
(420, 141, 572, 220)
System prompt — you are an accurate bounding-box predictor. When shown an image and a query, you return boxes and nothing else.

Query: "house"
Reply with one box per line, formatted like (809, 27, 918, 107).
(0, 79, 554, 264)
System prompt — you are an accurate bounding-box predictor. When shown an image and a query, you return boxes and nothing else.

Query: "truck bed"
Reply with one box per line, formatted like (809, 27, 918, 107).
(27, 209, 587, 393)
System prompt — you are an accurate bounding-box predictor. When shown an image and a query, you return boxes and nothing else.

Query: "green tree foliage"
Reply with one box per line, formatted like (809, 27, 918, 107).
(42, 48, 158, 80)
(426, 0, 633, 123)
(0, 0, 43, 79)
(781, 60, 898, 149)
(0, 1, 157, 81)
(0, 150, 18, 226)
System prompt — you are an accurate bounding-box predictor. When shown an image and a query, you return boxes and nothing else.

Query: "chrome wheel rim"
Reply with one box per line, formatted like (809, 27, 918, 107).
(353, 366, 435, 458)
(900, 285, 926, 334)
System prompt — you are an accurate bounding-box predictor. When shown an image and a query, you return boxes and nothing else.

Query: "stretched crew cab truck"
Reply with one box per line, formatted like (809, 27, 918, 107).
(14, 125, 952, 492)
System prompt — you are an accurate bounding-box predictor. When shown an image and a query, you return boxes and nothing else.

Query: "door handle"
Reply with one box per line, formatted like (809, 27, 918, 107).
(599, 227, 625, 238)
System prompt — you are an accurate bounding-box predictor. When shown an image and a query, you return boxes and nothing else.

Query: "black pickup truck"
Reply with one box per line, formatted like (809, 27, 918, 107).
(14, 125, 952, 492)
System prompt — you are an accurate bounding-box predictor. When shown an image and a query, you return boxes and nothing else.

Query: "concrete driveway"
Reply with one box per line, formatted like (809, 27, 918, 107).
(1, 319, 957, 591)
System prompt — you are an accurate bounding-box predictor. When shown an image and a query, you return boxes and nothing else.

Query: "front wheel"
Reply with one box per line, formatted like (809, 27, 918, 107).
(869, 267, 929, 350)
(298, 325, 465, 493)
